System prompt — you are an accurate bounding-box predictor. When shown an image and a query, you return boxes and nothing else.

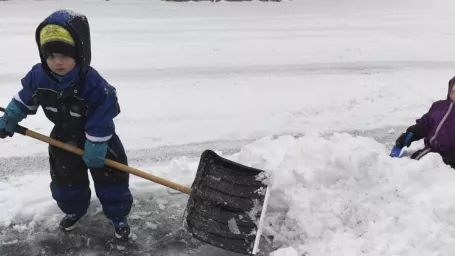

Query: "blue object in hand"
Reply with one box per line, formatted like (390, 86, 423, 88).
(0, 100, 27, 138)
(390, 132, 414, 158)
(82, 140, 108, 168)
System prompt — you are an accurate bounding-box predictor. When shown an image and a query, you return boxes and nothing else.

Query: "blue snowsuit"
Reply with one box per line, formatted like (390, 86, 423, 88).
(13, 10, 133, 222)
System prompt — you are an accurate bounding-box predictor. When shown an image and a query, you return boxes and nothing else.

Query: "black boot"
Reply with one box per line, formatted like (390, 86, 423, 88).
(113, 219, 132, 241)
(59, 214, 84, 231)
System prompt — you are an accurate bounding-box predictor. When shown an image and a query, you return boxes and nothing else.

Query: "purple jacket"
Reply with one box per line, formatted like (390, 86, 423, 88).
(413, 80, 455, 159)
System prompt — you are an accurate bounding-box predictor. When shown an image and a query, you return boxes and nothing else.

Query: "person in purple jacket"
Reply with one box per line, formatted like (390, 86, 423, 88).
(0, 10, 133, 240)
(395, 79, 455, 166)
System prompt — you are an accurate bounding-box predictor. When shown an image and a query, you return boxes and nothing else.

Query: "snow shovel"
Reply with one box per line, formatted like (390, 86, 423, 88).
(0, 107, 270, 255)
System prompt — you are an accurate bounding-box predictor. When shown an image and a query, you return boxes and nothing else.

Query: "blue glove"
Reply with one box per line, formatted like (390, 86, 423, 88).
(0, 100, 26, 139)
(82, 140, 108, 168)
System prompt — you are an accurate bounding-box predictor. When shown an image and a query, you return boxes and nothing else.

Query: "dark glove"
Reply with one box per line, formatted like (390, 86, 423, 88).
(395, 125, 424, 148)
(395, 132, 414, 148)
(82, 140, 108, 168)
(0, 100, 26, 139)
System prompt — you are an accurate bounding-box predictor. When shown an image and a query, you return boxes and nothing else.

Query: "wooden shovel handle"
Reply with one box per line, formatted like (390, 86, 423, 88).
(0, 107, 191, 195)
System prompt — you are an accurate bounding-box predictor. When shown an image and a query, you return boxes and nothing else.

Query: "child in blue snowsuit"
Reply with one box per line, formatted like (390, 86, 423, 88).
(0, 10, 133, 241)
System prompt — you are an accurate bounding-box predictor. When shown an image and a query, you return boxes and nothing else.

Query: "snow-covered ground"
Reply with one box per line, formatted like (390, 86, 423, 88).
(2, 0, 455, 255)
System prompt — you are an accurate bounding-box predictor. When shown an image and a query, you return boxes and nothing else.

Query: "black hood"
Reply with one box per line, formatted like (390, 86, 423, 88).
(35, 9, 91, 96)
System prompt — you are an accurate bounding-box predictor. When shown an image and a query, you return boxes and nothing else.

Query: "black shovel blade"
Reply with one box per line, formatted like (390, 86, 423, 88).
(185, 150, 268, 255)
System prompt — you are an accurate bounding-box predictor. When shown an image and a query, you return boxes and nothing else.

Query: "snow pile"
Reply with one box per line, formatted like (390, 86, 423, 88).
(230, 133, 455, 256)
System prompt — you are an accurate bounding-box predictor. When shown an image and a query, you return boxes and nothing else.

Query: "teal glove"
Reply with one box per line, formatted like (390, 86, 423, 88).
(0, 100, 26, 139)
(82, 140, 108, 168)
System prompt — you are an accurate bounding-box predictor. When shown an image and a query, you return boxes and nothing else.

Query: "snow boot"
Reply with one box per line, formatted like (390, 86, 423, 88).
(59, 214, 84, 231)
(113, 219, 132, 241)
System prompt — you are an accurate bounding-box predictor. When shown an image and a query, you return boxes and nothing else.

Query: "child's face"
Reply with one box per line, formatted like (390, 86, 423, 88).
(46, 53, 76, 76)
(451, 89, 455, 102)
